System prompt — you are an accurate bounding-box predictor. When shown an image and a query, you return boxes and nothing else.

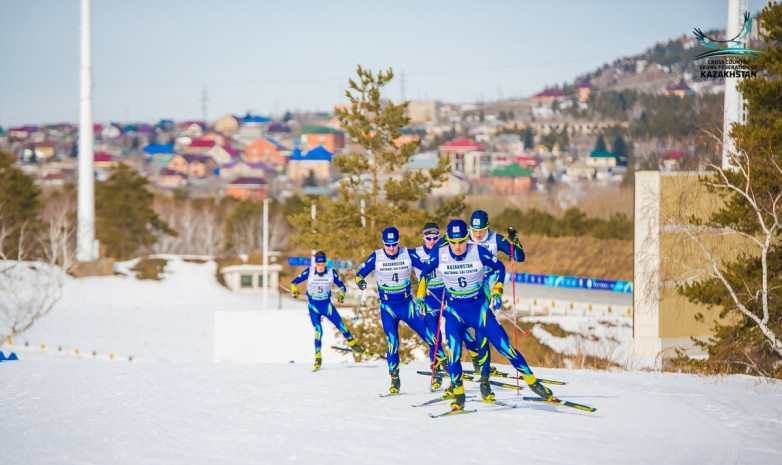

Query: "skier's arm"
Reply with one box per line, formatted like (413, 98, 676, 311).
(291, 268, 309, 286)
(497, 230, 525, 262)
(354, 253, 375, 289)
(332, 269, 347, 292)
(415, 255, 439, 298)
(479, 246, 505, 289)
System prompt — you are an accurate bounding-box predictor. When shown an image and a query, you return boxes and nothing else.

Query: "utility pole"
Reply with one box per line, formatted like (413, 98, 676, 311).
(77, 0, 97, 262)
(722, 0, 749, 172)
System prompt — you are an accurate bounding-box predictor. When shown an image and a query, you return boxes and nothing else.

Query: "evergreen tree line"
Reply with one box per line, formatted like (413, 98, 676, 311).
(491, 207, 633, 241)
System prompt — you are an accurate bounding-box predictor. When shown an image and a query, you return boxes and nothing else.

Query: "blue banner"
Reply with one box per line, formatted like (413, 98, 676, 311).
(508, 272, 632, 293)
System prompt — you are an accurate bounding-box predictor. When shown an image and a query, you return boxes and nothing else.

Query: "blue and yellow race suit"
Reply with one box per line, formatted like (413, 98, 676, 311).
(355, 247, 446, 374)
(417, 243, 536, 390)
(466, 229, 526, 375)
(291, 266, 354, 358)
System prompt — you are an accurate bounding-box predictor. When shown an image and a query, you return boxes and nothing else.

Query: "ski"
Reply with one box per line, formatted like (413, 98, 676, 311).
(460, 369, 567, 385)
(428, 409, 477, 418)
(415, 370, 523, 391)
(411, 394, 476, 408)
(475, 398, 518, 408)
(378, 392, 407, 398)
(331, 346, 408, 365)
(521, 396, 597, 412)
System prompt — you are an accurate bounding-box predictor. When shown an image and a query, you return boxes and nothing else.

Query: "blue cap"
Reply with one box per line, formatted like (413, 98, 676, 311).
(314, 251, 327, 263)
(446, 219, 469, 243)
(382, 227, 399, 245)
(469, 210, 489, 230)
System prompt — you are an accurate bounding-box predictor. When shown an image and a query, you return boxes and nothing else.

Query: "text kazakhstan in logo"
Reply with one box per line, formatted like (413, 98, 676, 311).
(693, 12, 762, 60)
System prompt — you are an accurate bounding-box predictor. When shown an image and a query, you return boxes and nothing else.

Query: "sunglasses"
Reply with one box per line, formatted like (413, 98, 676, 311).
(383, 242, 399, 247)
(423, 235, 439, 242)
(446, 236, 468, 244)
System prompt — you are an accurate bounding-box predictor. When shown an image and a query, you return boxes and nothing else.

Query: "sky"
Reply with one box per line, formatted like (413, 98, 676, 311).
(0, 1, 735, 127)
(1, 256, 781, 464)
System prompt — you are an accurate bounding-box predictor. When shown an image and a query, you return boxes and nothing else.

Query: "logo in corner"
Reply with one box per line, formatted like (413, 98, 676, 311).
(693, 11, 762, 60)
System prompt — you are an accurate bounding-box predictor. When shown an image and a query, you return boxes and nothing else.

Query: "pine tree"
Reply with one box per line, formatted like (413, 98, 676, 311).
(594, 134, 607, 152)
(95, 164, 176, 259)
(678, 2, 782, 377)
(286, 66, 464, 359)
(0, 151, 42, 257)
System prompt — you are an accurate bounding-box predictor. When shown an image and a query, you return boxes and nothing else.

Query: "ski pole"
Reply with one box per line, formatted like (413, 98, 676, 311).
(429, 288, 447, 390)
(495, 307, 529, 337)
(353, 288, 364, 321)
(277, 282, 294, 295)
(509, 235, 519, 391)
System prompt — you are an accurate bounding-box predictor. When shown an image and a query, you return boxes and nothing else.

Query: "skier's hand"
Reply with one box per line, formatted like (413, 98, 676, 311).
(492, 282, 504, 297)
(291, 284, 300, 298)
(491, 294, 502, 311)
(337, 291, 345, 304)
(507, 227, 518, 243)
(356, 278, 367, 290)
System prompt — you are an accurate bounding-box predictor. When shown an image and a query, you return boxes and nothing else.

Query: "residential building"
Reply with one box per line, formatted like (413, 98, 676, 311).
(219, 161, 271, 181)
(167, 154, 218, 178)
(530, 87, 565, 103)
(491, 163, 536, 194)
(245, 137, 288, 166)
(408, 100, 441, 123)
(205, 144, 239, 166)
(149, 168, 187, 189)
(437, 139, 487, 177)
(301, 126, 344, 153)
(214, 114, 241, 135)
(287, 146, 333, 181)
(224, 177, 268, 200)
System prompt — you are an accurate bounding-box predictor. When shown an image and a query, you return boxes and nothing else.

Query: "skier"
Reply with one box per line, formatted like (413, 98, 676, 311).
(412, 222, 450, 389)
(417, 219, 554, 412)
(464, 209, 527, 400)
(291, 251, 366, 371)
(354, 227, 447, 394)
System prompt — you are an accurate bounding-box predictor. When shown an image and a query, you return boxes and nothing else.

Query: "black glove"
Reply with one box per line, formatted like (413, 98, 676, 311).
(507, 227, 518, 243)
(356, 278, 367, 290)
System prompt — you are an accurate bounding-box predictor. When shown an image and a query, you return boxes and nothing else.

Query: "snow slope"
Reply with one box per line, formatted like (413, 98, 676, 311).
(1, 256, 781, 465)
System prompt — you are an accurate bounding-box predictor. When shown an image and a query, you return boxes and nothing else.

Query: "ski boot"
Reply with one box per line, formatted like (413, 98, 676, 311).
(389, 370, 401, 394)
(449, 383, 466, 411)
(442, 383, 455, 399)
(479, 375, 495, 403)
(313, 354, 322, 371)
(522, 374, 554, 401)
(431, 358, 446, 391)
(348, 339, 367, 355)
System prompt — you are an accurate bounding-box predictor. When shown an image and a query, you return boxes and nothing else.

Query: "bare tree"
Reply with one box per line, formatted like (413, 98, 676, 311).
(0, 218, 67, 344)
(653, 152, 782, 360)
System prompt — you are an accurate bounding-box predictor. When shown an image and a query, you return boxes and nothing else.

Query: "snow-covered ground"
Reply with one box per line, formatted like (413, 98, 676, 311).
(1, 256, 781, 464)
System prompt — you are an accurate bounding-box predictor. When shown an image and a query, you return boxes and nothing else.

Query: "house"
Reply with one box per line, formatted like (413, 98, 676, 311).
(179, 121, 205, 138)
(301, 126, 345, 153)
(36, 170, 74, 187)
(564, 159, 596, 179)
(224, 177, 268, 200)
(661, 150, 683, 171)
(437, 139, 487, 177)
(577, 81, 596, 102)
(219, 161, 271, 181)
(214, 114, 241, 135)
(587, 150, 618, 169)
(530, 87, 565, 103)
(393, 128, 425, 148)
(491, 163, 536, 195)
(182, 138, 217, 154)
(94, 152, 120, 169)
(100, 124, 122, 140)
(205, 144, 239, 166)
(665, 82, 694, 98)
(149, 168, 187, 189)
(142, 144, 175, 158)
(167, 154, 218, 178)
(406, 152, 471, 196)
(408, 100, 441, 123)
(287, 146, 333, 181)
(32, 141, 58, 160)
(220, 263, 283, 295)
(245, 137, 288, 166)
